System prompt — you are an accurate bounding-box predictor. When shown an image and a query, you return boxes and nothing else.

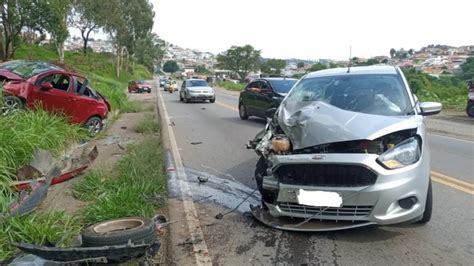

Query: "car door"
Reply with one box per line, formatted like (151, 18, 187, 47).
(32, 72, 77, 119)
(255, 80, 274, 118)
(72, 76, 104, 124)
(244, 81, 262, 115)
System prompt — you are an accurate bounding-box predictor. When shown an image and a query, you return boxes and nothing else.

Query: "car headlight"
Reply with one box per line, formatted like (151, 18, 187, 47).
(377, 137, 421, 169)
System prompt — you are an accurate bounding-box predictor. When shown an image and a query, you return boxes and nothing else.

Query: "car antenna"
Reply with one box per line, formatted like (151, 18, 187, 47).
(347, 45, 352, 73)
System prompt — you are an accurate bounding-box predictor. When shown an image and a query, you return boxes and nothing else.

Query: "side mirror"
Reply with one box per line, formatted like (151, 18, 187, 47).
(265, 107, 277, 119)
(40, 82, 53, 91)
(419, 102, 442, 116)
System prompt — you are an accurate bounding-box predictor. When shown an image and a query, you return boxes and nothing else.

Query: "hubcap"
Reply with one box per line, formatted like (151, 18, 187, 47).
(88, 119, 102, 135)
(240, 105, 246, 117)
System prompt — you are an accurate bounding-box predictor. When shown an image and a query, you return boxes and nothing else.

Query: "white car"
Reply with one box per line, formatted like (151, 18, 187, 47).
(179, 79, 215, 103)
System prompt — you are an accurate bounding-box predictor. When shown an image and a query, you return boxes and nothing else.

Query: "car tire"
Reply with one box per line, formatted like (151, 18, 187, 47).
(466, 102, 474, 117)
(85, 116, 103, 136)
(184, 95, 189, 103)
(210, 98, 215, 103)
(239, 103, 249, 120)
(417, 179, 432, 224)
(179, 93, 183, 101)
(2, 95, 24, 115)
(81, 217, 156, 247)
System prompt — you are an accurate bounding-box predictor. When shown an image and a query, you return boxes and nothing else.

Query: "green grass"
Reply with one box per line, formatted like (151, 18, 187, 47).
(134, 115, 160, 134)
(0, 109, 87, 186)
(73, 137, 166, 225)
(215, 81, 245, 91)
(403, 68, 467, 111)
(0, 210, 81, 260)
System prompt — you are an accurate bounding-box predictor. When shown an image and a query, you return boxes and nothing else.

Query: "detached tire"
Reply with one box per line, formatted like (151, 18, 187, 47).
(417, 180, 432, 224)
(81, 217, 156, 247)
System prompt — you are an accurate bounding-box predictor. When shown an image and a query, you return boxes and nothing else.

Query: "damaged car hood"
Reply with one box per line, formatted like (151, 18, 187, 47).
(277, 101, 423, 150)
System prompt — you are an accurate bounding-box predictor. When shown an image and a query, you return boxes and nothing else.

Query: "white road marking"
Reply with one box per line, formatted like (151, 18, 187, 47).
(157, 90, 212, 265)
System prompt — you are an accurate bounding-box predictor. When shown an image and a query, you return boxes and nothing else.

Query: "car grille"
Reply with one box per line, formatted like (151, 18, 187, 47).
(274, 164, 377, 187)
(278, 202, 373, 218)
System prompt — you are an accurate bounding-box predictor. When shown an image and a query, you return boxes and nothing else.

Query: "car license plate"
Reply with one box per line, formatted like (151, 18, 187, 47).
(297, 189, 342, 207)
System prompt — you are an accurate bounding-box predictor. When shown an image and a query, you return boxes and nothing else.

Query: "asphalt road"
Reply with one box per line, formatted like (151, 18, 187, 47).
(159, 84, 474, 265)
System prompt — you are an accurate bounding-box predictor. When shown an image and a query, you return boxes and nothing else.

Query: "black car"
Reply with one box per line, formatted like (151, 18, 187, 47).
(238, 78, 298, 120)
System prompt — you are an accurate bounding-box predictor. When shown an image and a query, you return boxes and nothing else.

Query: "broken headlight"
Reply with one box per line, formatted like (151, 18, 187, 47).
(377, 137, 421, 169)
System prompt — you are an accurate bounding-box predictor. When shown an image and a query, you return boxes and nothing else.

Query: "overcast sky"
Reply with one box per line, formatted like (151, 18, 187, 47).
(151, 0, 473, 60)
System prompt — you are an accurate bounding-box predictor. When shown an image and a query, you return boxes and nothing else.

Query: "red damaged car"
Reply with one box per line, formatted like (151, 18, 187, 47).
(128, 80, 151, 93)
(0, 60, 110, 134)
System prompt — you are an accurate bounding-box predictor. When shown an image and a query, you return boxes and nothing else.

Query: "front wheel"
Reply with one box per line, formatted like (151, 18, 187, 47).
(85, 116, 103, 136)
(2, 95, 24, 115)
(210, 97, 215, 103)
(466, 101, 474, 117)
(417, 179, 432, 224)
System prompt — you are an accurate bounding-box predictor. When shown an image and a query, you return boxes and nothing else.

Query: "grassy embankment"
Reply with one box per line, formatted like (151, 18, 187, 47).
(0, 45, 159, 261)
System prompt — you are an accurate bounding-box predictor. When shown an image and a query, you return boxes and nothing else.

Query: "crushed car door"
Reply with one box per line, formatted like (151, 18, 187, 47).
(72, 76, 100, 124)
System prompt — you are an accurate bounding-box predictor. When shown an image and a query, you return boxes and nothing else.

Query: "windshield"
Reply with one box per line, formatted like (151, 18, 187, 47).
(137, 80, 145, 84)
(270, 79, 297, 93)
(0, 60, 62, 79)
(285, 74, 411, 116)
(187, 80, 208, 87)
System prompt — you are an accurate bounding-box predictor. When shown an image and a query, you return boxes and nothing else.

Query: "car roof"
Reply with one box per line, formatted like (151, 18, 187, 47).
(257, 77, 298, 81)
(187, 78, 207, 81)
(305, 65, 398, 78)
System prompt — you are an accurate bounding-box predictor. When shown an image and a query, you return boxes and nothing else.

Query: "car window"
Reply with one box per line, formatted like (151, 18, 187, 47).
(261, 81, 270, 91)
(39, 74, 70, 92)
(75, 78, 98, 99)
(285, 74, 410, 116)
(187, 80, 208, 87)
(246, 81, 261, 91)
(269, 79, 297, 93)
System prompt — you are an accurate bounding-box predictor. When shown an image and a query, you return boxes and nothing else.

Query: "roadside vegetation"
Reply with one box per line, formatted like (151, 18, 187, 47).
(73, 137, 166, 224)
(0, 109, 86, 185)
(215, 81, 246, 91)
(134, 115, 160, 134)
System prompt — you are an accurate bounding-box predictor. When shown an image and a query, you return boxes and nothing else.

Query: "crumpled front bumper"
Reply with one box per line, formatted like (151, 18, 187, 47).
(258, 151, 430, 230)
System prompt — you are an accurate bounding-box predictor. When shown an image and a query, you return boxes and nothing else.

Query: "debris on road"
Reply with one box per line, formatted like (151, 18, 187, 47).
(191, 141, 203, 145)
(197, 176, 208, 183)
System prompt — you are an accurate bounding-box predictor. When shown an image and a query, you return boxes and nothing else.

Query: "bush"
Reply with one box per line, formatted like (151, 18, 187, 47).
(215, 81, 245, 91)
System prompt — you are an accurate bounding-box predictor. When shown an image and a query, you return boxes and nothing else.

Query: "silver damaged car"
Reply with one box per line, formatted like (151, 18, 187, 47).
(249, 65, 442, 231)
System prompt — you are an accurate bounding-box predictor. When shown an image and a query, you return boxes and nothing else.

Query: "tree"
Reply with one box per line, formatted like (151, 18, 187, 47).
(134, 32, 164, 72)
(216, 45, 261, 82)
(163, 60, 179, 73)
(194, 64, 210, 74)
(69, 0, 108, 54)
(260, 58, 286, 76)
(36, 0, 72, 63)
(309, 63, 327, 72)
(460, 57, 474, 81)
(297, 61, 305, 68)
(390, 48, 396, 58)
(0, 0, 36, 60)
